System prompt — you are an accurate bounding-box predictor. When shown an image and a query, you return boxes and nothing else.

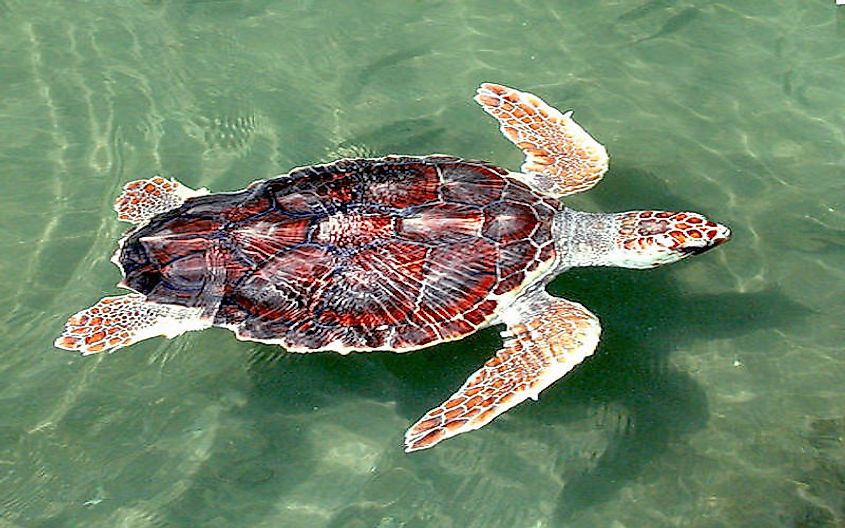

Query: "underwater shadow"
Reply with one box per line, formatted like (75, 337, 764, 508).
(155, 356, 317, 527)
(161, 165, 809, 525)
(546, 165, 810, 521)
(335, 116, 449, 159)
(156, 334, 461, 526)
(548, 267, 807, 522)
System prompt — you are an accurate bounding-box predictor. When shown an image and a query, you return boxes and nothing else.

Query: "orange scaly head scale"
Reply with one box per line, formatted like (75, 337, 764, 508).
(614, 210, 731, 268)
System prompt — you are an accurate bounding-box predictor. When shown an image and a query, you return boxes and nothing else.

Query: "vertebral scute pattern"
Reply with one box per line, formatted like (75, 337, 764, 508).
(474, 83, 609, 197)
(404, 291, 601, 451)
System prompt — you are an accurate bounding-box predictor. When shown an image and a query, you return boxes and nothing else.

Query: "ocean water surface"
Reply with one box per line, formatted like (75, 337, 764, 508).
(1, 1, 844, 526)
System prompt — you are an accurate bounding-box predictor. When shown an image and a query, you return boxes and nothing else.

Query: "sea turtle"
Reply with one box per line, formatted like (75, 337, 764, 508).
(55, 83, 730, 452)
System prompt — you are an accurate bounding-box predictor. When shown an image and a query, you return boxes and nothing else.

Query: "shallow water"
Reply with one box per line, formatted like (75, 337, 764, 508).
(1, 1, 844, 526)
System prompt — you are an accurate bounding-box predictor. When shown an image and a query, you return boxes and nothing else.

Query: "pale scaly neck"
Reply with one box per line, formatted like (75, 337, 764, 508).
(555, 208, 730, 270)
(555, 209, 620, 269)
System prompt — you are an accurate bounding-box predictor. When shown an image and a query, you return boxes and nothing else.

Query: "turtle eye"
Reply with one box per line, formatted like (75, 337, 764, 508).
(665, 213, 731, 254)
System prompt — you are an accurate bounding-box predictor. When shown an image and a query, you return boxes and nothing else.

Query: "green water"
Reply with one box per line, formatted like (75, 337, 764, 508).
(1, 0, 844, 526)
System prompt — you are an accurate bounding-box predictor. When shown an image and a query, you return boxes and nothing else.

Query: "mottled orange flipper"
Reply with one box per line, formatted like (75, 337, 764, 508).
(54, 294, 208, 355)
(404, 291, 601, 452)
(114, 176, 207, 225)
(474, 83, 609, 197)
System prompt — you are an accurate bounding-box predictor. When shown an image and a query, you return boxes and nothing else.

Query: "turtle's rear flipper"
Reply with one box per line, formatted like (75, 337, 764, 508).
(114, 176, 208, 225)
(54, 294, 209, 355)
(404, 291, 601, 452)
(56, 242, 228, 355)
(474, 83, 609, 198)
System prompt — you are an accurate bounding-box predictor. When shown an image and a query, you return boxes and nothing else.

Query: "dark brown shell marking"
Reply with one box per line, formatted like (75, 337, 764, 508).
(118, 156, 559, 351)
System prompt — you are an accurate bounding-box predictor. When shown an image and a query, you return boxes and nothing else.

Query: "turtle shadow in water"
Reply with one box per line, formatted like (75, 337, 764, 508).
(367, 267, 807, 523)
(153, 370, 316, 527)
(545, 165, 811, 520)
(547, 269, 808, 521)
(328, 165, 807, 522)
(334, 116, 449, 159)
(159, 166, 807, 524)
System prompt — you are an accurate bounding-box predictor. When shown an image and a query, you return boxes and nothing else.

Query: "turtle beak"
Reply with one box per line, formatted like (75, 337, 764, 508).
(712, 225, 731, 246)
(679, 223, 731, 255)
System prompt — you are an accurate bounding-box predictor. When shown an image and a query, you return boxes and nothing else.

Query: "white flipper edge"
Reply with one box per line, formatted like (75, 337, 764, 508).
(474, 83, 609, 197)
(404, 289, 601, 451)
(114, 177, 208, 225)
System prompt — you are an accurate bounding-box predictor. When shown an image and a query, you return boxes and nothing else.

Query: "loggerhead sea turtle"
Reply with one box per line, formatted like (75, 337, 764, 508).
(55, 84, 730, 452)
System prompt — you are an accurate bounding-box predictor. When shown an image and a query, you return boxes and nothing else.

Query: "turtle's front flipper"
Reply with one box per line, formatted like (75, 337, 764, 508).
(404, 291, 601, 452)
(114, 176, 208, 225)
(474, 83, 608, 198)
(54, 294, 210, 355)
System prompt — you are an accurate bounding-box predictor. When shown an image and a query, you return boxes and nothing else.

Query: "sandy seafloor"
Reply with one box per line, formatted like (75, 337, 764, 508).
(1, 1, 844, 526)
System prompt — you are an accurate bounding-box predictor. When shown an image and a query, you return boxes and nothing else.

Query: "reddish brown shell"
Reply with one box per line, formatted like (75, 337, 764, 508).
(118, 156, 560, 351)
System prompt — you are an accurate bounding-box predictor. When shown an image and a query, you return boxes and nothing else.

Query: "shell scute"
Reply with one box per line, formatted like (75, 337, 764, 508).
(224, 191, 274, 222)
(482, 202, 538, 243)
(397, 203, 483, 243)
(118, 156, 559, 352)
(494, 272, 526, 295)
(440, 163, 505, 205)
(498, 239, 538, 277)
(362, 162, 440, 208)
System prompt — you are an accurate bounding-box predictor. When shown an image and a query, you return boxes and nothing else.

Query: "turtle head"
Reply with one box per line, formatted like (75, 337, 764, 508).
(606, 210, 730, 269)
